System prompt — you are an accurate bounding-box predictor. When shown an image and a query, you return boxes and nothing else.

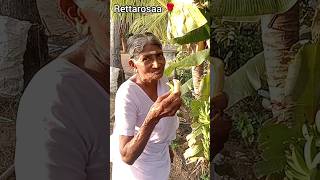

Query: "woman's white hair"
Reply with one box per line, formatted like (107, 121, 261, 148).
(127, 32, 162, 60)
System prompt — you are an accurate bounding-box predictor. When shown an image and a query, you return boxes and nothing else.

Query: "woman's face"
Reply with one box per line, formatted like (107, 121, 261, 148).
(134, 44, 166, 82)
(81, 3, 109, 65)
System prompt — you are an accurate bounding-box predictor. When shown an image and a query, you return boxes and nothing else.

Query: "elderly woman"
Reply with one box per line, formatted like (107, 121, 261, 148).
(15, 0, 108, 179)
(111, 32, 182, 179)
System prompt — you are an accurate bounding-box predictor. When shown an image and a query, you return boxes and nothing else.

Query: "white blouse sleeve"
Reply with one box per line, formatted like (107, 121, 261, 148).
(114, 83, 138, 136)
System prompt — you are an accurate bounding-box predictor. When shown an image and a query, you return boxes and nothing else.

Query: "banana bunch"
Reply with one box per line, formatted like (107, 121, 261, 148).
(285, 111, 320, 180)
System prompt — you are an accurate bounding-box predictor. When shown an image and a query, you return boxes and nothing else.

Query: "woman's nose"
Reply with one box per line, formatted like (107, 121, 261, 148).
(152, 59, 160, 68)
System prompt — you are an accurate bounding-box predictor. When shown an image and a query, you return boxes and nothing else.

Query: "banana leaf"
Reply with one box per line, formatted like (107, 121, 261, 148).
(221, 16, 261, 22)
(167, 0, 209, 44)
(199, 72, 210, 100)
(164, 49, 210, 76)
(171, 23, 210, 44)
(211, 0, 298, 17)
(224, 52, 267, 108)
(285, 43, 320, 124)
(255, 158, 286, 178)
(181, 78, 193, 96)
(255, 122, 301, 177)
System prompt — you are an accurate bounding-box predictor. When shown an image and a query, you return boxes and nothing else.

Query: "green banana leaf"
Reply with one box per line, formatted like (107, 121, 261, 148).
(199, 72, 210, 100)
(221, 16, 261, 22)
(184, 144, 203, 160)
(181, 78, 193, 96)
(255, 158, 286, 178)
(171, 23, 210, 44)
(164, 49, 210, 76)
(224, 52, 267, 108)
(211, 0, 298, 17)
(285, 43, 320, 124)
(167, 0, 209, 44)
(255, 122, 301, 177)
(256, 43, 320, 179)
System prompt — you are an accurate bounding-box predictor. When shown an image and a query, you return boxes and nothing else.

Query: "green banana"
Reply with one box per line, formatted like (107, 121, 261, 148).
(304, 136, 314, 169)
(292, 145, 309, 174)
(311, 152, 320, 168)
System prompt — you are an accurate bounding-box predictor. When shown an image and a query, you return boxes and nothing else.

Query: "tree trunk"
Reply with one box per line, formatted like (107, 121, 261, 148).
(110, 19, 125, 88)
(0, 0, 49, 88)
(261, 2, 299, 120)
(192, 41, 206, 98)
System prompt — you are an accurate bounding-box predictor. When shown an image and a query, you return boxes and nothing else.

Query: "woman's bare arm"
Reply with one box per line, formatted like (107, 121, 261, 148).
(119, 92, 181, 165)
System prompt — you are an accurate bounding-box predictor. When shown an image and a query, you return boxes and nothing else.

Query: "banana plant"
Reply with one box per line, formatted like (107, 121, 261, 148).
(285, 111, 320, 180)
(256, 42, 320, 178)
(128, 0, 210, 44)
(211, 0, 300, 118)
(165, 51, 210, 176)
(211, 0, 298, 17)
(184, 98, 210, 163)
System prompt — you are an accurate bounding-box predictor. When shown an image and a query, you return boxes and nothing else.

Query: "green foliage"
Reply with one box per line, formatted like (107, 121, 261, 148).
(286, 43, 320, 124)
(172, 24, 210, 45)
(285, 119, 320, 180)
(164, 49, 210, 76)
(129, 12, 168, 41)
(171, 139, 179, 150)
(168, 0, 209, 44)
(211, 0, 298, 17)
(255, 121, 301, 178)
(234, 113, 255, 145)
(224, 52, 266, 107)
(110, 0, 162, 35)
(184, 99, 210, 162)
(212, 21, 264, 75)
(255, 42, 320, 179)
(200, 173, 210, 180)
(199, 72, 210, 100)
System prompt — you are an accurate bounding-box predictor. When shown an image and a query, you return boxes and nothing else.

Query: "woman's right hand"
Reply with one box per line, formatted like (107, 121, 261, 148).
(148, 92, 182, 121)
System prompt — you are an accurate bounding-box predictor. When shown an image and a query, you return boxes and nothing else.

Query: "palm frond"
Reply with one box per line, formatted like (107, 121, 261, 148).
(111, 0, 169, 36)
(129, 12, 168, 41)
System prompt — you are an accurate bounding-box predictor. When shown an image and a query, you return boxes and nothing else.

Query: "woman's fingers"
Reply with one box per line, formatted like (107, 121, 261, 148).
(156, 92, 170, 102)
(164, 97, 182, 116)
(162, 92, 181, 106)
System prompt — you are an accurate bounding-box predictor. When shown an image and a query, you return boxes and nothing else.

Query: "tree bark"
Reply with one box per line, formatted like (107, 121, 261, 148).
(192, 41, 206, 98)
(0, 0, 49, 88)
(110, 19, 125, 88)
(261, 3, 299, 120)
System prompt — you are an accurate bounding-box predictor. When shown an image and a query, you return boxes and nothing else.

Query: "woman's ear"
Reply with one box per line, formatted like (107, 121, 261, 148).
(128, 59, 136, 69)
(58, 0, 87, 25)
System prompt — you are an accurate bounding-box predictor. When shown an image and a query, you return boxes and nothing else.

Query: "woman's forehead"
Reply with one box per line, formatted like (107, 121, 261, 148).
(139, 50, 163, 57)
